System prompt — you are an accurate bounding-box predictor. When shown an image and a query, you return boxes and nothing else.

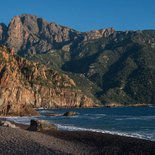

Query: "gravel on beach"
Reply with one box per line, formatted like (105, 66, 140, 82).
(0, 126, 155, 155)
(0, 127, 93, 155)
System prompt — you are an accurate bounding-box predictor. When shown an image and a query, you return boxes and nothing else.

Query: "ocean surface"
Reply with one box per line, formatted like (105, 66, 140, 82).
(6, 107, 155, 141)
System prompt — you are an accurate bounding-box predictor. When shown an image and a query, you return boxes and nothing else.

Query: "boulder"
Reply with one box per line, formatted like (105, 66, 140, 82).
(63, 111, 79, 116)
(37, 120, 57, 131)
(0, 121, 18, 128)
(27, 119, 57, 131)
(27, 119, 38, 131)
(45, 113, 63, 116)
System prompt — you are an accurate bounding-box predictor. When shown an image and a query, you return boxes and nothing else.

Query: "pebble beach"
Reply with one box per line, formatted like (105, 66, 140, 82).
(0, 125, 155, 155)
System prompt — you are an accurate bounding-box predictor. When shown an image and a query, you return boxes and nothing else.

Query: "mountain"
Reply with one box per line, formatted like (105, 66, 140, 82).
(0, 46, 96, 116)
(0, 14, 155, 106)
(0, 14, 114, 56)
(63, 30, 155, 105)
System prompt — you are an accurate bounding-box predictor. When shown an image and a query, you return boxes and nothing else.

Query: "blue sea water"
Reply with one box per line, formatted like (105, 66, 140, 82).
(7, 107, 155, 141)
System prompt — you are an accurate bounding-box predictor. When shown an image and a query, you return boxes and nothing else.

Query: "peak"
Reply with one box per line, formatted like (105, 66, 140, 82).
(20, 14, 49, 23)
(10, 14, 49, 25)
(19, 14, 38, 18)
(10, 15, 21, 22)
(86, 27, 115, 33)
(84, 27, 115, 40)
(11, 14, 39, 20)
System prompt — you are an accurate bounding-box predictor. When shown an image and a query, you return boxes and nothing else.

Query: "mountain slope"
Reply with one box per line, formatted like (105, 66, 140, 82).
(62, 31, 155, 104)
(1, 14, 113, 56)
(0, 46, 95, 116)
(0, 14, 155, 106)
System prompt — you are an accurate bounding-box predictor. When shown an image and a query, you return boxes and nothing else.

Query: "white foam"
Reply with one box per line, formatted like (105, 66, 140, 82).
(84, 114, 106, 116)
(5, 116, 38, 125)
(124, 116, 155, 121)
(55, 124, 155, 141)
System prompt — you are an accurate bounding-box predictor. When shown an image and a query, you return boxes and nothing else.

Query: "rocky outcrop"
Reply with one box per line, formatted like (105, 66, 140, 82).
(5, 14, 81, 55)
(63, 111, 79, 116)
(27, 120, 57, 131)
(0, 120, 18, 128)
(0, 46, 95, 116)
(84, 28, 115, 41)
(0, 14, 115, 56)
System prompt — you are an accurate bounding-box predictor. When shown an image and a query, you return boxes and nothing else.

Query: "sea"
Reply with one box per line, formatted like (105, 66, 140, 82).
(6, 107, 155, 141)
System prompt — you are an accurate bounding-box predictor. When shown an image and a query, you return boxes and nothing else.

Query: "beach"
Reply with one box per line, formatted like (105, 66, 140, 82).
(0, 125, 155, 155)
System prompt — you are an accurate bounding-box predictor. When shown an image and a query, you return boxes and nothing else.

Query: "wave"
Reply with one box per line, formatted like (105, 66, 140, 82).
(56, 124, 155, 141)
(84, 114, 106, 116)
(118, 116, 155, 121)
(81, 113, 107, 119)
(5, 116, 38, 125)
(4, 115, 155, 141)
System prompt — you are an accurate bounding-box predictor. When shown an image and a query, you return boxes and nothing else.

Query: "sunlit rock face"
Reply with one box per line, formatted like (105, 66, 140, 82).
(0, 46, 95, 116)
(0, 14, 114, 56)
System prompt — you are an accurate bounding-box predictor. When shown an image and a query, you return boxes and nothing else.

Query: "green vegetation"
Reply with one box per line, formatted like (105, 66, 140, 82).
(25, 30, 155, 105)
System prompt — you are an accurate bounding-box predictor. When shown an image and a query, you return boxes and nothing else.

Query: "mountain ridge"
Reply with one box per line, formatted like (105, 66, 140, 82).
(0, 14, 155, 108)
(0, 14, 115, 55)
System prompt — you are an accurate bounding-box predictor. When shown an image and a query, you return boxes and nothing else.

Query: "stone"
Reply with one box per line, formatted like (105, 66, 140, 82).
(27, 119, 57, 131)
(27, 120, 38, 131)
(0, 121, 18, 128)
(45, 113, 63, 116)
(37, 120, 57, 131)
(63, 111, 79, 116)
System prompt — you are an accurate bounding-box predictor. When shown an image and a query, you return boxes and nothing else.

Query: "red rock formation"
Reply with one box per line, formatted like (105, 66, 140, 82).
(0, 46, 95, 116)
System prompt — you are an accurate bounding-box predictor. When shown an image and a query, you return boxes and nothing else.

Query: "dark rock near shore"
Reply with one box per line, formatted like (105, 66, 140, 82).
(63, 111, 79, 116)
(45, 113, 63, 116)
(37, 120, 57, 131)
(0, 120, 18, 128)
(27, 119, 57, 131)
(27, 120, 38, 131)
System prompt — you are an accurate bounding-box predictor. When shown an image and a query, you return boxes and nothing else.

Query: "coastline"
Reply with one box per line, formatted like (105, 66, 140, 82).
(2, 105, 155, 142)
(1, 118, 154, 142)
(0, 123, 155, 155)
(36, 103, 154, 110)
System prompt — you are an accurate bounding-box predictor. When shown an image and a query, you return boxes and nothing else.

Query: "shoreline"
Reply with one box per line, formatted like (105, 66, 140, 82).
(36, 103, 154, 110)
(2, 119, 155, 142)
(55, 123, 155, 142)
(1, 106, 155, 142)
(0, 122, 155, 155)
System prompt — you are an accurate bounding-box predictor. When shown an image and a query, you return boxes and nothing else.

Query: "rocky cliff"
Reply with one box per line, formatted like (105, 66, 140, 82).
(0, 14, 115, 55)
(0, 46, 95, 116)
(0, 14, 154, 106)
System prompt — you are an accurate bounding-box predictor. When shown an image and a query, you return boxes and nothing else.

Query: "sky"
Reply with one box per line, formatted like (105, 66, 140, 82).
(0, 0, 155, 32)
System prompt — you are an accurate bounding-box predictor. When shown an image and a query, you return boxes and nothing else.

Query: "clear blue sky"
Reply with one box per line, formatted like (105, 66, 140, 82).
(0, 0, 155, 32)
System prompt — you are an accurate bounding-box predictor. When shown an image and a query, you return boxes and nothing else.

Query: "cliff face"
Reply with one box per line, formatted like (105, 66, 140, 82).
(0, 14, 114, 55)
(0, 46, 95, 116)
(5, 14, 79, 55)
(84, 28, 115, 41)
(0, 14, 154, 106)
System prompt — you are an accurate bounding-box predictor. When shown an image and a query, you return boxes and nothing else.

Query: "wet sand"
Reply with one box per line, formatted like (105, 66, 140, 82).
(0, 126, 155, 155)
